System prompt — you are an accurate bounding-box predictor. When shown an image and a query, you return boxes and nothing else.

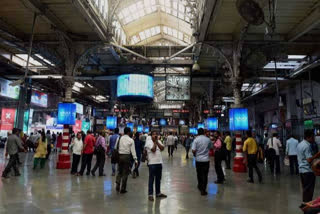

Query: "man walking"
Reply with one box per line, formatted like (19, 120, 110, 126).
(166, 133, 175, 157)
(243, 130, 262, 183)
(79, 130, 96, 176)
(297, 130, 318, 202)
(192, 128, 212, 195)
(2, 128, 26, 178)
(145, 131, 167, 201)
(267, 133, 282, 174)
(116, 127, 137, 194)
(286, 135, 299, 175)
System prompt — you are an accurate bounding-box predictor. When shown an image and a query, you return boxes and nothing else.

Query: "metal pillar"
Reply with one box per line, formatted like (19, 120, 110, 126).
(16, 13, 37, 131)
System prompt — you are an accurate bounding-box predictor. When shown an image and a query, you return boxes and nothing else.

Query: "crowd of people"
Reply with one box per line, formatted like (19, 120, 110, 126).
(1, 126, 320, 211)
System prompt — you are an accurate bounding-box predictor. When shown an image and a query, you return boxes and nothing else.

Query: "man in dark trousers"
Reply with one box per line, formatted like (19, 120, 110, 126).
(243, 130, 262, 183)
(79, 130, 96, 176)
(297, 130, 319, 202)
(192, 128, 212, 195)
(2, 128, 26, 178)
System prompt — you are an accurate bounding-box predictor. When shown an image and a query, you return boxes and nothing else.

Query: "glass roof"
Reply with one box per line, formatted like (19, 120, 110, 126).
(130, 25, 191, 45)
(117, 0, 192, 25)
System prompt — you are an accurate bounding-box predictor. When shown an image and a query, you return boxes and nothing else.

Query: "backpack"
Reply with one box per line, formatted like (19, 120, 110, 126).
(265, 138, 276, 161)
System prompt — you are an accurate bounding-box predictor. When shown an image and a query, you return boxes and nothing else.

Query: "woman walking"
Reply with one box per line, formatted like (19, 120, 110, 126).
(70, 132, 83, 175)
(33, 131, 47, 170)
(91, 131, 107, 176)
(212, 131, 225, 184)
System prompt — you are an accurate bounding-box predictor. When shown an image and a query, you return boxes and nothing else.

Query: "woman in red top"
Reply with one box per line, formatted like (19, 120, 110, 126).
(56, 133, 62, 152)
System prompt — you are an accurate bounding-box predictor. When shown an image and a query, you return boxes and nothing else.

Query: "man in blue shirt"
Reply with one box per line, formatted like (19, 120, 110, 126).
(297, 130, 317, 202)
(192, 128, 212, 196)
(286, 135, 299, 175)
(110, 128, 120, 176)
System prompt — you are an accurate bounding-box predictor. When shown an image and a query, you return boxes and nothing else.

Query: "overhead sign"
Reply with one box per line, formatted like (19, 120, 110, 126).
(0, 78, 20, 99)
(31, 90, 48, 107)
(57, 103, 76, 125)
(207, 117, 218, 131)
(229, 108, 249, 131)
(159, 119, 167, 126)
(0, 108, 16, 131)
(75, 102, 84, 114)
(144, 127, 150, 133)
(197, 123, 205, 129)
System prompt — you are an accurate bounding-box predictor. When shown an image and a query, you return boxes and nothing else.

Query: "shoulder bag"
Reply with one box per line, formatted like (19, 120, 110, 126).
(111, 136, 121, 164)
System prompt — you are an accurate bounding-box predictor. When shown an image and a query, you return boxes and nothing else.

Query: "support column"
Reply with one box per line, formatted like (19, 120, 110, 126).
(56, 124, 71, 169)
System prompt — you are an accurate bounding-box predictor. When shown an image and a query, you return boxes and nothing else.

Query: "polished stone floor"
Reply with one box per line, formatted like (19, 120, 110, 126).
(0, 146, 316, 214)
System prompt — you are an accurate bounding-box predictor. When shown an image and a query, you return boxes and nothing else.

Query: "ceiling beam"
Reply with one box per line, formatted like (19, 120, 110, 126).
(198, 0, 222, 42)
(21, 0, 70, 38)
(287, 6, 320, 42)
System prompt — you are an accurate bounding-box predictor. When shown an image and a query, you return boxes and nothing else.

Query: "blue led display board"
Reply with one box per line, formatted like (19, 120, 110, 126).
(137, 125, 143, 132)
(144, 127, 150, 133)
(207, 117, 218, 131)
(106, 116, 117, 129)
(57, 103, 76, 125)
(117, 74, 154, 98)
(189, 127, 198, 135)
(126, 123, 134, 131)
(197, 123, 205, 129)
(159, 119, 167, 126)
(229, 108, 249, 131)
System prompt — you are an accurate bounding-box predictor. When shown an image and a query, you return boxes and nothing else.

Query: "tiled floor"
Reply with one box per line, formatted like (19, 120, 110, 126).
(0, 147, 315, 214)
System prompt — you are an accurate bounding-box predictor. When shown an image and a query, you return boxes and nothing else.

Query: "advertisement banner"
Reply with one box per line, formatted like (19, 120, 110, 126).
(229, 108, 249, 131)
(0, 108, 16, 131)
(57, 103, 76, 125)
(31, 90, 48, 107)
(75, 102, 84, 114)
(73, 120, 82, 134)
(207, 117, 218, 131)
(82, 121, 90, 133)
(0, 78, 20, 99)
(23, 110, 29, 133)
(106, 116, 117, 129)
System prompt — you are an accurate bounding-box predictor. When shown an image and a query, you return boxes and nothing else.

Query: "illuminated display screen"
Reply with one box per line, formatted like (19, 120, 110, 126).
(82, 121, 91, 133)
(106, 116, 117, 129)
(75, 102, 84, 114)
(197, 123, 204, 129)
(144, 127, 149, 133)
(137, 125, 143, 132)
(229, 108, 249, 131)
(207, 117, 218, 131)
(0, 78, 20, 99)
(117, 74, 154, 98)
(57, 103, 76, 125)
(179, 120, 185, 125)
(159, 119, 167, 126)
(31, 90, 48, 107)
(189, 127, 198, 135)
(126, 123, 134, 131)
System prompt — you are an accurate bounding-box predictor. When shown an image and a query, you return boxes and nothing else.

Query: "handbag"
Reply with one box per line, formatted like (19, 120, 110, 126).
(111, 136, 121, 164)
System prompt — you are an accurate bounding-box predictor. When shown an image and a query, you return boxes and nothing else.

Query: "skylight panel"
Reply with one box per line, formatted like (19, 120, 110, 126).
(178, 12, 184, 19)
(163, 26, 168, 34)
(145, 29, 151, 38)
(167, 27, 172, 36)
(179, 4, 185, 12)
(172, 29, 178, 38)
(178, 31, 183, 40)
(150, 27, 156, 36)
(139, 31, 146, 40)
(155, 26, 160, 34)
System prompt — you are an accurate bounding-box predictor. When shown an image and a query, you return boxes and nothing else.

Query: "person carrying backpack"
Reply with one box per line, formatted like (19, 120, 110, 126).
(266, 133, 282, 174)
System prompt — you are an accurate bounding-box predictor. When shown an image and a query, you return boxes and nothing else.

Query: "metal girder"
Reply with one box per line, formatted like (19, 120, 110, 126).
(21, 0, 71, 40)
(73, 0, 109, 42)
(198, 0, 222, 42)
(288, 6, 320, 42)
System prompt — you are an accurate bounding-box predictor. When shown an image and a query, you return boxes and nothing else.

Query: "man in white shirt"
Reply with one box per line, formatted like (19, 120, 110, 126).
(192, 128, 212, 196)
(115, 127, 137, 194)
(166, 133, 175, 157)
(267, 133, 282, 174)
(70, 132, 83, 175)
(145, 131, 167, 201)
(286, 135, 299, 175)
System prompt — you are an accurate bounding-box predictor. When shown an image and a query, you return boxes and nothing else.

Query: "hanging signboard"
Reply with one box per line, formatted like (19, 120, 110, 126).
(31, 90, 48, 107)
(0, 78, 20, 99)
(0, 108, 16, 131)
(229, 108, 249, 131)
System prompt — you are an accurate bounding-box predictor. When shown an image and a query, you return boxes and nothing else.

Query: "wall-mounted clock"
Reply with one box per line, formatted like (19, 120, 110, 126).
(166, 75, 191, 101)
